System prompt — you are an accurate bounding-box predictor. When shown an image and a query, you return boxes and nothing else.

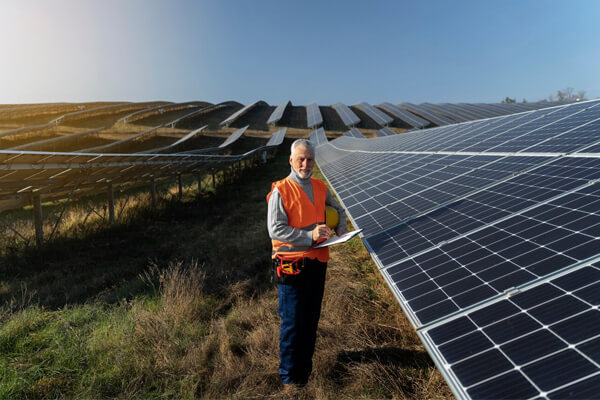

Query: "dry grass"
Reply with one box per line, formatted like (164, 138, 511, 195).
(0, 147, 451, 399)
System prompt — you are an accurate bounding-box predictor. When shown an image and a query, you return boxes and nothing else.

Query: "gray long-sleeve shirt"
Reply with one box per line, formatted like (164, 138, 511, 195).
(267, 167, 347, 247)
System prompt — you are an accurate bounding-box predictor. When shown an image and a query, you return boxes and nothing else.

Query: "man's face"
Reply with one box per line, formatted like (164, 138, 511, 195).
(290, 145, 315, 179)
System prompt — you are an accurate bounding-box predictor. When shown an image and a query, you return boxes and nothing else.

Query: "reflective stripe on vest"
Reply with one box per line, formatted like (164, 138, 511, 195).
(266, 177, 329, 262)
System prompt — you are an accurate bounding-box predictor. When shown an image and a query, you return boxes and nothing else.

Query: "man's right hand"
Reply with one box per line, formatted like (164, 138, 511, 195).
(312, 224, 331, 242)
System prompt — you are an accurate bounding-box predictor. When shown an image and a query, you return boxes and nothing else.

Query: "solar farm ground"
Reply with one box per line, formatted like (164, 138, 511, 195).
(0, 118, 450, 398)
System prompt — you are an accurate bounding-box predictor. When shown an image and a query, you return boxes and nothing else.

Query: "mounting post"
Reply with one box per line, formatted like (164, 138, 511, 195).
(108, 183, 115, 224)
(151, 177, 157, 209)
(178, 173, 183, 200)
(33, 194, 43, 248)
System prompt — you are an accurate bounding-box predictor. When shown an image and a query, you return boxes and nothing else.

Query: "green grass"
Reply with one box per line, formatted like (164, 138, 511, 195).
(0, 141, 451, 399)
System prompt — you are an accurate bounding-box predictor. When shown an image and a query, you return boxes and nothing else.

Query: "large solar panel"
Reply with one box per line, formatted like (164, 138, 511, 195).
(377, 102, 429, 128)
(179, 125, 249, 154)
(375, 127, 396, 137)
(355, 102, 394, 126)
(314, 98, 600, 399)
(422, 262, 600, 399)
(332, 102, 361, 127)
(220, 101, 261, 127)
(267, 101, 289, 125)
(343, 128, 365, 138)
(306, 102, 323, 129)
(456, 103, 504, 118)
(421, 103, 470, 123)
(436, 103, 483, 120)
(309, 127, 327, 146)
(265, 128, 287, 147)
(401, 103, 457, 126)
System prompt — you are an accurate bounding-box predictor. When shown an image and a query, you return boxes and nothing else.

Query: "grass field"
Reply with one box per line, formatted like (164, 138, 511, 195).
(0, 140, 451, 398)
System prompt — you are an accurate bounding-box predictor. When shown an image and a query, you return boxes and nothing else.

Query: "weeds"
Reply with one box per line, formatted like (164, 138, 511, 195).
(0, 146, 451, 398)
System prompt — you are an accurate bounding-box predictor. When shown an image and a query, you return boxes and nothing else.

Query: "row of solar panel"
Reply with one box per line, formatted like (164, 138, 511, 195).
(259, 100, 567, 130)
(0, 128, 287, 213)
(312, 98, 600, 399)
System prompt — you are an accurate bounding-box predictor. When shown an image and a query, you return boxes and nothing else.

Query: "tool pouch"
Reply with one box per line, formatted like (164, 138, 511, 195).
(272, 254, 305, 285)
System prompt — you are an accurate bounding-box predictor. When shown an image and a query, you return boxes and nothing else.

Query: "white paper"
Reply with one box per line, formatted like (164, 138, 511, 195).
(313, 229, 363, 248)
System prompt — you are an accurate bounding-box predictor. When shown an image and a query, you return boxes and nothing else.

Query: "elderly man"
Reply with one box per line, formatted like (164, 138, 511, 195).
(266, 138, 347, 388)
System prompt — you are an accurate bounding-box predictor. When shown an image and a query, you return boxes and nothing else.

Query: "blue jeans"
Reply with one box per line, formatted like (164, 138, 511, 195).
(277, 258, 327, 385)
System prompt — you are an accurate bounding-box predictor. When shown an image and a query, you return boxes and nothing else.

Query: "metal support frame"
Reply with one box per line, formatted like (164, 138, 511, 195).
(116, 191, 132, 221)
(151, 177, 157, 208)
(178, 173, 183, 200)
(33, 194, 43, 248)
(108, 183, 115, 224)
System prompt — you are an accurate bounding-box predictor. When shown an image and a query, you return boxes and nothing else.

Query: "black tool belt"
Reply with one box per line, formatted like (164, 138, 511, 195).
(272, 254, 306, 285)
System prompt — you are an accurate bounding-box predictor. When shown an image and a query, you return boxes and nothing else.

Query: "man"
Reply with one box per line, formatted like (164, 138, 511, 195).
(266, 138, 347, 388)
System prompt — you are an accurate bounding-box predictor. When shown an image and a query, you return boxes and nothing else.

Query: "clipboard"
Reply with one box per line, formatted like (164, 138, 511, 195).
(313, 229, 363, 248)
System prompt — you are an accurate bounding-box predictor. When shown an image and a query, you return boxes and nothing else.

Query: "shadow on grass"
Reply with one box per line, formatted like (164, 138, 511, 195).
(328, 346, 436, 395)
(0, 142, 293, 311)
(336, 346, 433, 367)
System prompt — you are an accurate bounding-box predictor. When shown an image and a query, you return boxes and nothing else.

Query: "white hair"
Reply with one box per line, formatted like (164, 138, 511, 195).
(290, 139, 315, 155)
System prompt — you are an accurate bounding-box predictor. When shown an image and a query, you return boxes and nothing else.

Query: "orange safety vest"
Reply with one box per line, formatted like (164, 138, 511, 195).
(266, 177, 329, 262)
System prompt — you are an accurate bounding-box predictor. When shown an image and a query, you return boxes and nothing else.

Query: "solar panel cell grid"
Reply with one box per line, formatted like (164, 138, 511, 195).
(422, 263, 600, 399)
(306, 102, 323, 128)
(375, 127, 396, 136)
(343, 128, 365, 138)
(356, 102, 394, 126)
(377, 102, 430, 128)
(332, 102, 361, 127)
(267, 101, 289, 125)
(312, 100, 600, 399)
(401, 103, 457, 126)
(369, 167, 600, 321)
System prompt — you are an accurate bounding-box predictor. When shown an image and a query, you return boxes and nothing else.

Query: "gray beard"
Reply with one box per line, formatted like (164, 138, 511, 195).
(290, 166, 312, 182)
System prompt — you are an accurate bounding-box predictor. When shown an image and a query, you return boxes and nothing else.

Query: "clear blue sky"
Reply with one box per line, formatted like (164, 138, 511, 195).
(1, 0, 598, 106)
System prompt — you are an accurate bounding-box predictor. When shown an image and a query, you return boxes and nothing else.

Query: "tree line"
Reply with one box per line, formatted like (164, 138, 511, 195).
(502, 87, 586, 104)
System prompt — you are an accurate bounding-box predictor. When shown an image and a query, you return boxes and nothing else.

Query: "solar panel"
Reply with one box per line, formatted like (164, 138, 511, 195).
(437, 103, 485, 120)
(375, 127, 396, 137)
(0, 149, 238, 212)
(422, 262, 600, 399)
(138, 125, 207, 153)
(309, 127, 327, 146)
(332, 102, 361, 127)
(355, 102, 394, 126)
(306, 102, 323, 129)
(220, 101, 261, 127)
(421, 103, 470, 123)
(179, 125, 249, 154)
(377, 102, 429, 128)
(313, 98, 600, 399)
(458, 103, 505, 118)
(266, 128, 287, 147)
(401, 103, 457, 126)
(343, 128, 365, 138)
(267, 101, 289, 125)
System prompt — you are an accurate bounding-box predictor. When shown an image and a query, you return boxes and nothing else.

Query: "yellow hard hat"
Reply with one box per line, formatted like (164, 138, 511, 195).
(325, 206, 339, 229)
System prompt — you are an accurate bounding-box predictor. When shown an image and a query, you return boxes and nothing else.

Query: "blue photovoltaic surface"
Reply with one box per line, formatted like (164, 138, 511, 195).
(401, 102, 457, 126)
(266, 128, 287, 147)
(309, 127, 327, 146)
(267, 101, 289, 125)
(306, 102, 323, 129)
(378, 102, 430, 128)
(355, 102, 394, 126)
(343, 128, 365, 138)
(422, 263, 600, 399)
(375, 127, 396, 137)
(332, 102, 361, 127)
(314, 98, 600, 399)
